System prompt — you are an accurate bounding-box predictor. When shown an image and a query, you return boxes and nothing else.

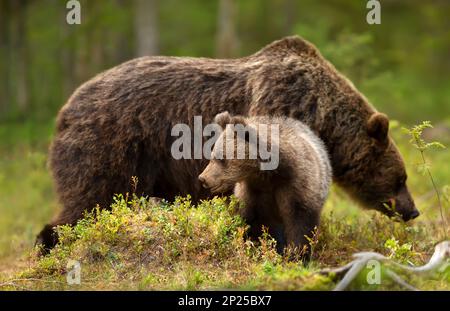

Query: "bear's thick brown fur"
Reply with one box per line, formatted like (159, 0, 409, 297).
(37, 36, 419, 252)
(198, 112, 332, 255)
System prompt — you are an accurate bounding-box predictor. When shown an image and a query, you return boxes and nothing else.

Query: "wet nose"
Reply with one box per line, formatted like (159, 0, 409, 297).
(410, 210, 420, 220)
(403, 210, 420, 221)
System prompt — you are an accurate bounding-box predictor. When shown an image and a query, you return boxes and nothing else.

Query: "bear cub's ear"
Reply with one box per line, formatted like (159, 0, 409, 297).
(214, 111, 247, 128)
(367, 112, 389, 143)
(230, 116, 247, 126)
(214, 111, 232, 128)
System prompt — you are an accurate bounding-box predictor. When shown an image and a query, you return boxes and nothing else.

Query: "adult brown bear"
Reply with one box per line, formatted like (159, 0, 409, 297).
(36, 36, 419, 252)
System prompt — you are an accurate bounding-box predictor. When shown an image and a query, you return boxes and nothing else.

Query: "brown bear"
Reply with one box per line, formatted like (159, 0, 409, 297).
(36, 36, 419, 253)
(198, 112, 332, 255)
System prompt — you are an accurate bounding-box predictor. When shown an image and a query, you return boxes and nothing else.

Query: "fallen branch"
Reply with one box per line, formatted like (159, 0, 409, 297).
(319, 241, 449, 291)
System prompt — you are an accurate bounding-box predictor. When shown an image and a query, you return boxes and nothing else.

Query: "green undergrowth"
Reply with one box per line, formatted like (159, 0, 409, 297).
(0, 121, 448, 290)
(2, 194, 448, 291)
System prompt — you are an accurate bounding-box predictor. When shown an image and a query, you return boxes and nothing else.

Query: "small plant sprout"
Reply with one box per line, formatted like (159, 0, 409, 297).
(131, 176, 139, 194)
(382, 199, 403, 222)
(304, 226, 320, 260)
(403, 121, 448, 237)
(384, 237, 415, 265)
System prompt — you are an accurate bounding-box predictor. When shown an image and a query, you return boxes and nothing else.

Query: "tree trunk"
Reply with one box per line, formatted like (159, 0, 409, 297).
(75, 0, 94, 83)
(10, 0, 29, 116)
(113, 0, 132, 64)
(0, 0, 11, 117)
(134, 0, 159, 57)
(283, 0, 297, 35)
(216, 0, 238, 58)
(60, 11, 76, 99)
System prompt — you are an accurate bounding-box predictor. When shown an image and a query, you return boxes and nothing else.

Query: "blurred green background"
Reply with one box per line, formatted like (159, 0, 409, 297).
(1, 0, 450, 128)
(0, 0, 449, 276)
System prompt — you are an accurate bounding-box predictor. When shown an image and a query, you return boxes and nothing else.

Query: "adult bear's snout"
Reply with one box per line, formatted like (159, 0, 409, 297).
(402, 209, 420, 222)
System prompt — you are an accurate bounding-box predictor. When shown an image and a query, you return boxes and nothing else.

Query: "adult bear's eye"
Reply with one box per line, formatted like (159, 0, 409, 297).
(396, 175, 407, 191)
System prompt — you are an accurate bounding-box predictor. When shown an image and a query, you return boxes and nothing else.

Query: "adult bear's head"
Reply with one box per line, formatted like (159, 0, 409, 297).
(337, 112, 419, 221)
(252, 36, 419, 222)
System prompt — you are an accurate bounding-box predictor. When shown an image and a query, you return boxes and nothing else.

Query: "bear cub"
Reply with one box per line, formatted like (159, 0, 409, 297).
(198, 111, 332, 256)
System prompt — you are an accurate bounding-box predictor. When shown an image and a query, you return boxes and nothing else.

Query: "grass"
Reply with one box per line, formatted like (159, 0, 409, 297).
(0, 121, 449, 290)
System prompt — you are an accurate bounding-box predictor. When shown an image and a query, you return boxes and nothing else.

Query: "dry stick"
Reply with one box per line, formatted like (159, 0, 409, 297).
(385, 270, 419, 291)
(391, 240, 450, 273)
(332, 260, 368, 291)
(320, 241, 450, 291)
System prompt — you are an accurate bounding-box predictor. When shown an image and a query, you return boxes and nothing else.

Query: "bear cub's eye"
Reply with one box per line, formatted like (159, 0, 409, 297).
(215, 157, 226, 166)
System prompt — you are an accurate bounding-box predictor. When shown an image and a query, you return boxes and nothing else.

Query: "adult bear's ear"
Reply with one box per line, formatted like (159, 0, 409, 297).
(367, 112, 389, 144)
(214, 111, 232, 129)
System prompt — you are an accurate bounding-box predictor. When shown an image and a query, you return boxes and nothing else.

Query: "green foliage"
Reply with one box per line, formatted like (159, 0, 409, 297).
(10, 194, 303, 290)
(384, 237, 416, 264)
(403, 121, 446, 154)
(402, 121, 448, 237)
(1, 117, 449, 290)
(1, 188, 448, 290)
(1, 1, 450, 123)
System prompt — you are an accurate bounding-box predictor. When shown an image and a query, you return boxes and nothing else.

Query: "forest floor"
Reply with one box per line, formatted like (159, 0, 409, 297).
(0, 121, 449, 290)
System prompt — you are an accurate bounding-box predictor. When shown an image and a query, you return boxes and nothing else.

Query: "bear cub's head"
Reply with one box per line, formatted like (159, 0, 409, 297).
(198, 111, 265, 194)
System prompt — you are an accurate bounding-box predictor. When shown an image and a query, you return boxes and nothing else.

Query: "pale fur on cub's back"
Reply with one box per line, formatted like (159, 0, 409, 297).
(198, 112, 332, 256)
(247, 115, 332, 203)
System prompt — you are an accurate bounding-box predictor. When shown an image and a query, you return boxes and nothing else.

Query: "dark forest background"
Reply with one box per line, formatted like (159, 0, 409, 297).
(0, 0, 449, 129)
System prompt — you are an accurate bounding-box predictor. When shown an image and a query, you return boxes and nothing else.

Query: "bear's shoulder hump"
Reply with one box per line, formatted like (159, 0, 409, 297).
(253, 36, 320, 59)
